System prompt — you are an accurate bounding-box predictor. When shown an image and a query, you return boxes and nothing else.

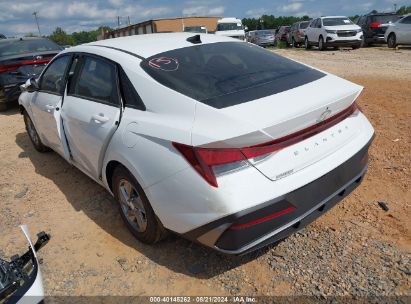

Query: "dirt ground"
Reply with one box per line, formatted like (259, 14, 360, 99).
(0, 46, 410, 298)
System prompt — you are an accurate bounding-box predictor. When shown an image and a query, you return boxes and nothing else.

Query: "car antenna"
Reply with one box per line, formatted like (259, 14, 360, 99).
(186, 34, 202, 44)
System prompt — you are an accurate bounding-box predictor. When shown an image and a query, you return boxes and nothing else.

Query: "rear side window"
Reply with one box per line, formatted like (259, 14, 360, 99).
(119, 68, 146, 111)
(70, 56, 119, 105)
(141, 42, 325, 109)
(371, 15, 401, 24)
(299, 22, 309, 29)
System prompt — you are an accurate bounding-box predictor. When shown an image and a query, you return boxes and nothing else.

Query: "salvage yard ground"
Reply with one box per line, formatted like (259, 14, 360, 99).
(0, 46, 410, 297)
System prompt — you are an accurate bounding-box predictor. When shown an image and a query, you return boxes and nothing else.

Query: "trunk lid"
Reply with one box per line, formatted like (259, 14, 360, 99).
(192, 73, 363, 181)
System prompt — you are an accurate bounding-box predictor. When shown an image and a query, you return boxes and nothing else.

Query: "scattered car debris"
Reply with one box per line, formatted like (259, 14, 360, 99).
(378, 201, 389, 212)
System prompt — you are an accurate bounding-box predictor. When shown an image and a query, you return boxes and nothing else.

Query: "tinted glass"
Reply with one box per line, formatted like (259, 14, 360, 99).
(255, 31, 273, 36)
(119, 68, 145, 111)
(323, 18, 353, 26)
(400, 15, 411, 24)
(299, 22, 310, 29)
(217, 23, 243, 31)
(141, 42, 325, 109)
(0, 38, 61, 57)
(71, 56, 118, 105)
(39, 56, 70, 95)
(371, 15, 401, 23)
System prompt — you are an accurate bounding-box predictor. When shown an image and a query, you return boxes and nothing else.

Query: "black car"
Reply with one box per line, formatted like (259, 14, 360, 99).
(0, 37, 62, 111)
(356, 13, 402, 46)
(0, 34, 6, 39)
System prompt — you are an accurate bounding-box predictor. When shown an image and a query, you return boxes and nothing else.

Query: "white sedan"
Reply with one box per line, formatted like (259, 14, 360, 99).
(18, 33, 374, 254)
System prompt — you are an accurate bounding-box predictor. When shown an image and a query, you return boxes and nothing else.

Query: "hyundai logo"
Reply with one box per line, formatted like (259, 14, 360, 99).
(317, 107, 332, 122)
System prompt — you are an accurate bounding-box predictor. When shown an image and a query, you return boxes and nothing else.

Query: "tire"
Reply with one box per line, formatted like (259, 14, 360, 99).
(23, 111, 49, 152)
(352, 45, 360, 50)
(112, 165, 167, 244)
(387, 33, 396, 49)
(304, 37, 311, 50)
(318, 36, 325, 51)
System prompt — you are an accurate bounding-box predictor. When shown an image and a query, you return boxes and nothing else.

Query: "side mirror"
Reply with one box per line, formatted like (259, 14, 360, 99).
(26, 78, 39, 93)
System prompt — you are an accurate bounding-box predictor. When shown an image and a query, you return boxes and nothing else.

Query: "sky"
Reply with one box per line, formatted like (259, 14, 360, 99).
(0, 0, 408, 37)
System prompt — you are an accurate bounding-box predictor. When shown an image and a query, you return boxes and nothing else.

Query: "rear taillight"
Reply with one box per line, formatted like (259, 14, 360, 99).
(0, 59, 50, 73)
(369, 22, 381, 28)
(173, 102, 360, 187)
(296, 31, 301, 37)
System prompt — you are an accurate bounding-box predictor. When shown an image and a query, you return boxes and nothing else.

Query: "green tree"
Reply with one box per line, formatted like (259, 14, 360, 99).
(243, 15, 312, 31)
(48, 27, 74, 45)
(397, 5, 411, 14)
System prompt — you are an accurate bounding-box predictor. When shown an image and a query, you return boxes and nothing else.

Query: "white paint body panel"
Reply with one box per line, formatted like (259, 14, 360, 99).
(19, 33, 374, 240)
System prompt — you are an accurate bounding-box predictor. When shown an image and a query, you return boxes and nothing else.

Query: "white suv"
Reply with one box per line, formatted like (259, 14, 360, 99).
(305, 16, 363, 50)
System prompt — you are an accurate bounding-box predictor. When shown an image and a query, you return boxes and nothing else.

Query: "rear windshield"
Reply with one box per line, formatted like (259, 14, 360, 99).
(371, 15, 401, 23)
(0, 39, 61, 57)
(141, 42, 325, 109)
(300, 22, 310, 29)
(323, 18, 353, 26)
(255, 31, 273, 36)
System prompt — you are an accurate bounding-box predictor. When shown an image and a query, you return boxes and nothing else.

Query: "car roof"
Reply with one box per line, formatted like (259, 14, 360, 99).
(73, 33, 239, 59)
(364, 12, 399, 16)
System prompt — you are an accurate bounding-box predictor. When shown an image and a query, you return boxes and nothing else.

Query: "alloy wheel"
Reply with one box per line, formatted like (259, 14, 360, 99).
(118, 179, 147, 232)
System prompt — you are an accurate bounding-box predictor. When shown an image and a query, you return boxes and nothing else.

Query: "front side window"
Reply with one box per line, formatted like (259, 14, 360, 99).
(39, 55, 71, 95)
(70, 56, 119, 105)
(141, 42, 325, 109)
(400, 15, 411, 24)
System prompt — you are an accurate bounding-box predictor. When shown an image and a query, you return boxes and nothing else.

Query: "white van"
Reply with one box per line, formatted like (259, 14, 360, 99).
(215, 17, 246, 41)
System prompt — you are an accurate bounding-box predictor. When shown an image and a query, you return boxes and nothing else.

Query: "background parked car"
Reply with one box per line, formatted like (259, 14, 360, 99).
(385, 13, 411, 48)
(357, 12, 402, 46)
(248, 30, 275, 47)
(287, 21, 311, 47)
(305, 16, 363, 50)
(0, 34, 6, 39)
(275, 26, 290, 44)
(183, 26, 208, 34)
(0, 37, 62, 111)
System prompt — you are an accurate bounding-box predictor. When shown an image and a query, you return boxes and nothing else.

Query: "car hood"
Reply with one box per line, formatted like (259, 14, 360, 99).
(324, 25, 361, 31)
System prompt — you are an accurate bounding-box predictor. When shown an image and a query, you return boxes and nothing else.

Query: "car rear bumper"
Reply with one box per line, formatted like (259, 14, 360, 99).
(0, 82, 23, 104)
(182, 136, 373, 255)
(366, 35, 386, 43)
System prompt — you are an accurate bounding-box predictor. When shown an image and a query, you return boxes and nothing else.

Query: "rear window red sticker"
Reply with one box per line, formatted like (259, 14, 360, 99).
(149, 57, 179, 71)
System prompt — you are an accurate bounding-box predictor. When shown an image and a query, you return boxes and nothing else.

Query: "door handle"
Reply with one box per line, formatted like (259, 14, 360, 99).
(92, 114, 109, 123)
